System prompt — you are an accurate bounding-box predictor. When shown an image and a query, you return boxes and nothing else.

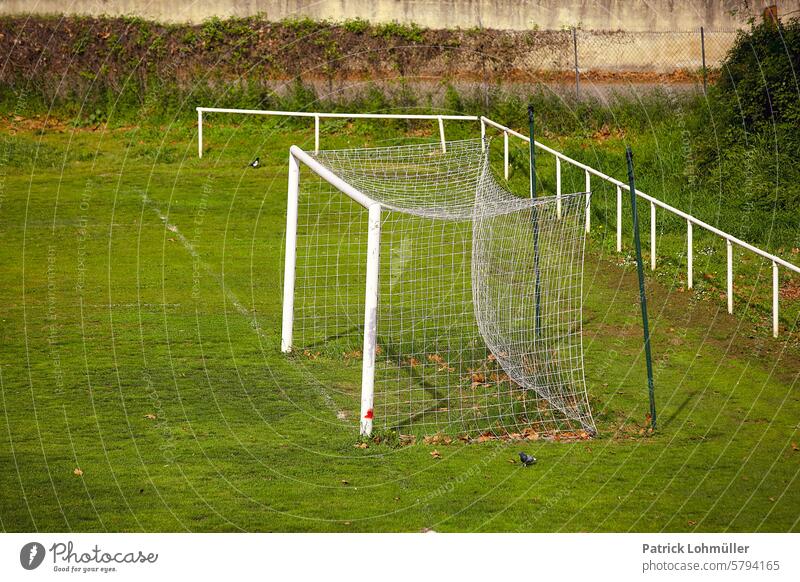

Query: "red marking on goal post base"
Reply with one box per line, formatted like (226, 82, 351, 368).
(364, 409, 374, 419)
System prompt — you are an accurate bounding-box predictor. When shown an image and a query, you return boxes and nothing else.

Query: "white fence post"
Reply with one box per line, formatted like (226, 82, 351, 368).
(503, 131, 509, 180)
(556, 157, 562, 219)
(281, 152, 300, 353)
(360, 203, 381, 437)
(687, 220, 693, 289)
(650, 201, 656, 270)
(727, 239, 733, 314)
(438, 116, 447, 153)
(772, 261, 779, 338)
(584, 170, 591, 233)
(197, 109, 203, 158)
(616, 185, 622, 252)
(314, 115, 320, 154)
(480, 118, 486, 151)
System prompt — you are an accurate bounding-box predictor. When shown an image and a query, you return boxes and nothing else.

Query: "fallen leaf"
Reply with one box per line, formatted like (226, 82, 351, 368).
(144, 414, 157, 420)
(791, 442, 799, 451)
(687, 520, 697, 526)
(399, 434, 416, 446)
(341, 480, 349, 485)
(73, 468, 83, 476)
(430, 449, 441, 459)
(354, 442, 368, 449)
(469, 371, 489, 387)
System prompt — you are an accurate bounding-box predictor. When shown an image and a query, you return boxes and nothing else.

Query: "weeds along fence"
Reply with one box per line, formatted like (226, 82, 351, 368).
(195, 107, 800, 338)
(0, 19, 740, 110)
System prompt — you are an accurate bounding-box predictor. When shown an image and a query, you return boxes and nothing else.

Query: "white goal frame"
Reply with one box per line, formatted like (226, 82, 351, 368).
(281, 145, 382, 436)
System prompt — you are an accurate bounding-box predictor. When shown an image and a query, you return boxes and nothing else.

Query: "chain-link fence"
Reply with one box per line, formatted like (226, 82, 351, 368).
(502, 28, 738, 96)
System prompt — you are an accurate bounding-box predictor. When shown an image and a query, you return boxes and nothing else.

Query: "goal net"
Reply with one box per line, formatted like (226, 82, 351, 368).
(282, 137, 595, 438)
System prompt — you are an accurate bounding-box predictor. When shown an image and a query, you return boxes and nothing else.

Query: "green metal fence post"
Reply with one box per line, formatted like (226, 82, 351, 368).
(529, 105, 542, 336)
(626, 147, 657, 430)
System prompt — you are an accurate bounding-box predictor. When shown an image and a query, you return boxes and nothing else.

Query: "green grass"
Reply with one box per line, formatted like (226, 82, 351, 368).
(1, 115, 799, 532)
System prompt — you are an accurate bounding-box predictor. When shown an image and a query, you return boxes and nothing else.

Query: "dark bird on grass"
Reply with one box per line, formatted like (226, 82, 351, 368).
(248, 157, 260, 168)
(519, 452, 537, 466)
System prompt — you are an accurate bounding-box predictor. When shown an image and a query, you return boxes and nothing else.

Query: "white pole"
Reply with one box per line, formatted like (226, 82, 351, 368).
(687, 220, 693, 289)
(556, 157, 562, 219)
(726, 239, 733, 314)
(480, 118, 486, 151)
(615, 185, 622, 252)
(197, 109, 203, 158)
(360, 203, 381, 437)
(584, 170, 591, 233)
(772, 261, 779, 338)
(503, 131, 509, 180)
(650, 201, 656, 271)
(281, 152, 300, 353)
(314, 115, 320, 154)
(438, 116, 447, 153)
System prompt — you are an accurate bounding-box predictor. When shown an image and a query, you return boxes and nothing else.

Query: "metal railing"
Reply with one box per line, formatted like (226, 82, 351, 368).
(481, 116, 800, 338)
(196, 107, 478, 157)
(195, 106, 799, 338)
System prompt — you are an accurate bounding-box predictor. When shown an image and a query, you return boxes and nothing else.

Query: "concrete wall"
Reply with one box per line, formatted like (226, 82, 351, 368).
(3, 0, 799, 30)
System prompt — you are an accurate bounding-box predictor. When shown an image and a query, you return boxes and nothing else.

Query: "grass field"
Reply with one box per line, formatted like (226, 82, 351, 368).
(1, 113, 799, 532)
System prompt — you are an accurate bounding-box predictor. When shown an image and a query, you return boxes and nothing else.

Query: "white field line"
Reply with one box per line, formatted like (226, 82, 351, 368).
(140, 192, 341, 416)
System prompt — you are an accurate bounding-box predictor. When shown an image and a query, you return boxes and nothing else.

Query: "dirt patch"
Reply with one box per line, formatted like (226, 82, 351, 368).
(780, 278, 800, 301)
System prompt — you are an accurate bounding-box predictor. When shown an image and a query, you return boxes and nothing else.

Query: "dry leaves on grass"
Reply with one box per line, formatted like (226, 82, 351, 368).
(469, 371, 489, 388)
(780, 279, 800, 301)
(354, 442, 368, 449)
(427, 354, 454, 372)
(399, 434, 416, 446)
(423, 434, 453, 446)
(73, 468, 83, 476)
(430, 450, 441, 459)
(144, 414, 157, 420)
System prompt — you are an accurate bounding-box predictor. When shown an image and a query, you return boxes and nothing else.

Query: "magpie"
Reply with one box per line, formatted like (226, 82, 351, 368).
(248, 157, 260, 168)
(518, 452, 537, 466)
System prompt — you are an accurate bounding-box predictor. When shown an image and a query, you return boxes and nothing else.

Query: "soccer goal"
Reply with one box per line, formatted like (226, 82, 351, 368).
(281, 137, 595, 438)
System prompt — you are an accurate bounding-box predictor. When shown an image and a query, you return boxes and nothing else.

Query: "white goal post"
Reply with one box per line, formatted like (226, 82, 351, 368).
(281, 138, 595, 438)
(282, 145, 382, 435)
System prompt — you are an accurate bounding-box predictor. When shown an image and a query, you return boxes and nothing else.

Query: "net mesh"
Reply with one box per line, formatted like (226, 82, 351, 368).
(290, 138, 595, 437)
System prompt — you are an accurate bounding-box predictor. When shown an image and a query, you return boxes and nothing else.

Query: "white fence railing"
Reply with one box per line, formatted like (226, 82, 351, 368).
(196, 107, 799, 338)
(196, 107, 478, 157)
